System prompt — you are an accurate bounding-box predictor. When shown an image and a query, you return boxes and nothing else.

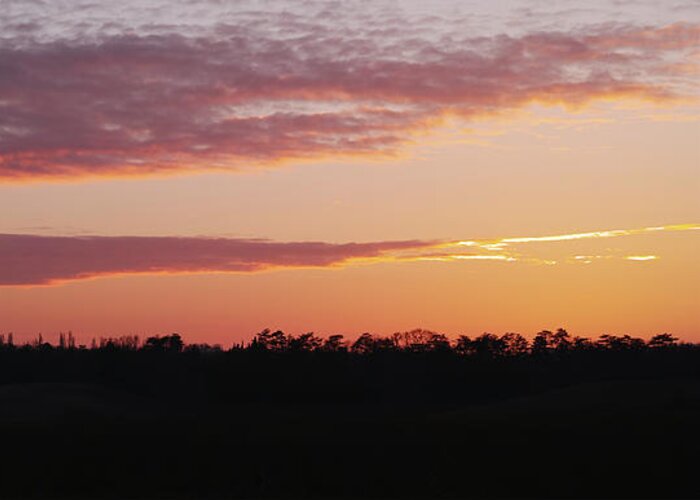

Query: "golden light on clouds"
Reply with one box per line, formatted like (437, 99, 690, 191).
(455, 224, 699, 248)
(1, 223, 694, 286)
(625, 255, 660, 261)
(424, 224, 697, 266)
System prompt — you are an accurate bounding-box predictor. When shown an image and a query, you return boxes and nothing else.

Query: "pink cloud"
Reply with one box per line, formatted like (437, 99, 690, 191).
(0, 21, 697, 178)
(0, 234, 433, 285)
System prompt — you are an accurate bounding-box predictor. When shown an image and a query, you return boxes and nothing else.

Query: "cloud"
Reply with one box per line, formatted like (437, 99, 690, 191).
(1, 224, 695, 285)
(429, 223, 698, 265)
(0, 234, 433, 285)
(625, 255, 659, 261)
(454, 223, 699, 248)
(0, 13, 697, 179)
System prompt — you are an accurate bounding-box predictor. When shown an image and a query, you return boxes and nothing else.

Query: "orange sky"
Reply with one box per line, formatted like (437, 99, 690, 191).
(0, 1, 698, 344)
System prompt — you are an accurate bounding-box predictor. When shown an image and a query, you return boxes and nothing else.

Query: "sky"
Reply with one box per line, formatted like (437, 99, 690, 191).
(0, 0, 698, 345)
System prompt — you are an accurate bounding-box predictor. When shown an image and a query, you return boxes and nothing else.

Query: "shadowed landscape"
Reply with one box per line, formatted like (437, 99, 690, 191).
(2, 1, 699, 498)
(1, 329, 698, 498)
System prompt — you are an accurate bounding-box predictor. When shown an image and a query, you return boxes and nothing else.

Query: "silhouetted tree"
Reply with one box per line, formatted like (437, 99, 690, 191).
(289, 332, 323, 352)
(572, 336, 594, 350)
(597, 334, 645, 351)
(321, 334, 347, 352)
(425, 333, 451, 353)
(648, 333, 678, 348)
(143, 333, 184, 352)
(470, 333, 506, 357)
(252, 329, 288, 351)
(552, 328, 572, 352)
(454, 335, 473, 356)
(351, 333, 394, 354)
(501, 332, 529, 356)
(391, 328, 446, 352)
(532, 330, 554, 354)
(351, 333, 375, 354)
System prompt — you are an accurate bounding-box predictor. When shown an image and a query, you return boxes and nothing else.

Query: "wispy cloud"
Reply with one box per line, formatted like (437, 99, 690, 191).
(454, 223, 698, 248)
(1, 224, 695, 285)
(0, 6, 697, 179)
(625, 255, 659, 261)
(391, 223, 697, 266)
(0, 234, 434, 286)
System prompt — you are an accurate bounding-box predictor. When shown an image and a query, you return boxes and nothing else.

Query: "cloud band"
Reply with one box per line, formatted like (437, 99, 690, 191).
(1, 16, 697, 179)
(1, 224, 696, 285)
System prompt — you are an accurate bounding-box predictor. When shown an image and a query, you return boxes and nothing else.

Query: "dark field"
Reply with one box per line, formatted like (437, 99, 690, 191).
(0, 330, 698, 498)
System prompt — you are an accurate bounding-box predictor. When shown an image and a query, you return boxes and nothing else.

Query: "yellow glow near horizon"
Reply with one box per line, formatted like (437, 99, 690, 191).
(453, 224, 699, 252)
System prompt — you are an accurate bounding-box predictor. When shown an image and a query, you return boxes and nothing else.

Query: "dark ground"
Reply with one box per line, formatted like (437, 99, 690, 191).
(0, 337, 698, 498)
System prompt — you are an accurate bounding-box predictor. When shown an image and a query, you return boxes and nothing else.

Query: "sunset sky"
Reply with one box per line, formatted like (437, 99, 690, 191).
(1, 0, 698, 344)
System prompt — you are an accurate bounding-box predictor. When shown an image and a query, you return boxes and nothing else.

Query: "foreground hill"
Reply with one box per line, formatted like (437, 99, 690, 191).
(0, 330, 697, 498)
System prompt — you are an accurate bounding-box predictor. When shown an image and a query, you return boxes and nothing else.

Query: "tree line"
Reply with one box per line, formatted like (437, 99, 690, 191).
(0, 327, 698, 498)
(0, 328, 687, 356)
